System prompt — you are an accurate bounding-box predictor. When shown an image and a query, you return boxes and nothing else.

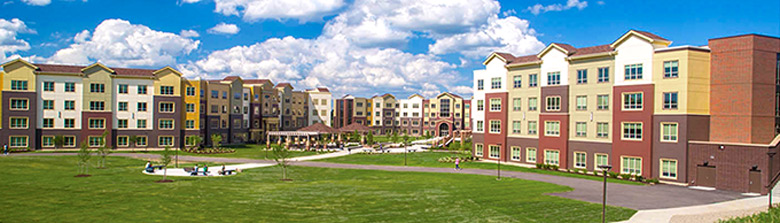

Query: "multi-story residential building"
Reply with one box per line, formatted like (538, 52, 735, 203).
(306, 88, 332, 126)
(372, 94, 398, 135)
(472, 30, 780, 194)
(422, 92, 470, 137)
(398, 94, 423, 136)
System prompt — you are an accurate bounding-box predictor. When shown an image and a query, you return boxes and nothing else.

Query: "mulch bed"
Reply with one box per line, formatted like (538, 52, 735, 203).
(155, 179, 174, 183)
(74, 174, 91, 177)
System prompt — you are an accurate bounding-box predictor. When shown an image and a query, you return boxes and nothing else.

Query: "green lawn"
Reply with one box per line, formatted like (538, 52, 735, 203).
(372, 135, 426, 143)
(34, 144, 326, 159)
(720, 207, 780, 223)
(0, 156, 636, 222)
(319, 152, 645, 185)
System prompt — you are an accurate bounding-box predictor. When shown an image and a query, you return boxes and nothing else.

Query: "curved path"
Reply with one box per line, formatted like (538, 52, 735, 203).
(11, 152, 746, 210)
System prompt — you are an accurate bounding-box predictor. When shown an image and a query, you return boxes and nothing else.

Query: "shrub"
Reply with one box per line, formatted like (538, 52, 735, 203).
(646, 178, 659, 184)
(620, 173, 633, 180)
(536, 163, 543, 169)
(577, 168, 587, 174)
(634, 175, 644, 182)
(550, 165, 559, 170)
(607, 172, 619, 178)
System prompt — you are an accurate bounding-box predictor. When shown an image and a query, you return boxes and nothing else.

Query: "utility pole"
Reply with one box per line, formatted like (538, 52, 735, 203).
(598, 165, 613, 223)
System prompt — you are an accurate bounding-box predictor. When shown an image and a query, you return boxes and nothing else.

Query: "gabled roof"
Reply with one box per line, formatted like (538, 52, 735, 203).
(275, 83, 292, 88)
(538, 43, 577, 57)
(32, 62, 160, 77)
(482, 52, 515, 65)
(570, 44, 614, 57)
(506, 55, 541, 67)
(437, 92, 462, 99)
(408, 93, 424, 99)
(244, 79, 271, 85)
(611, 30, 671, 48)
(81, 62, 115, 74)
(223, 76, 241, 81)
(3, 58, 38, 69)
(299, 122, 338, 134)
(317, 87, 330, 92)
(114, 67, 157, 77)
(34, 63, 82, 73)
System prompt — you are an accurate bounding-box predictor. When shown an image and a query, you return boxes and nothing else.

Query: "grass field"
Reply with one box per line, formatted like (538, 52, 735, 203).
(0, 156, 636, 222)
(319, 152, 645, 185)
(719, 207, 780, 223)
(37, 144, 326, 159)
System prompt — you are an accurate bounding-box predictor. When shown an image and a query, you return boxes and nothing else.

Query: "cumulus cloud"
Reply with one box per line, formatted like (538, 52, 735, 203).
(191, 0, 346, 23)
(527, 0, 588, 15)
(0, 18, 35, 62)
(48, 19, 200, 67)
(428, 15, 544, 57)
(179, 29, 200, 38)
(207, 23, 240, 35)
(449, 85, 473, 96)
(21, 0, 50, 6)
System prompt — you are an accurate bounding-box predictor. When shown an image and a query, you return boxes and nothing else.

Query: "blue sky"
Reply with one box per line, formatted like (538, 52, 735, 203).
(1, 0, 778, 98)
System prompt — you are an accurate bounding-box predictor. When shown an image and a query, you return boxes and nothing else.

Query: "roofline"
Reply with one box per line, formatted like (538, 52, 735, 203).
(537, 43, 571, 58)
(482, 52, 509, 65)
(81, 62, 115, 74)
(1, 58, 38, 70)
(567, 51, 617, 61)
(505, 60, 542, 69)
(610, 30, 672, 48)
(708, 33, 780, 41)
(654, 45, 711, 53)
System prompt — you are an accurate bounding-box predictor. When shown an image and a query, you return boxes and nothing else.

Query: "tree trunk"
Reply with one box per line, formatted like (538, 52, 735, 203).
(163, 168, 168, 181)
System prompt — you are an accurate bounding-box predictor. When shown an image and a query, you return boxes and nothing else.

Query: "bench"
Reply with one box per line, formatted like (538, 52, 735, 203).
(218, 169, 236, 175)
(183, 168, 210, 176)
(144, 165, 165, 173)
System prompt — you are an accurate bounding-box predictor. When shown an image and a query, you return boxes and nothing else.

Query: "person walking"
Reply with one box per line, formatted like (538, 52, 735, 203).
(455, 158, 462, 170)
(3, 144, 8, 156)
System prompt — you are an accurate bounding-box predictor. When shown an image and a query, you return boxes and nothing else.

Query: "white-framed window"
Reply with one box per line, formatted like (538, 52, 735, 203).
(42, 118, 54, 128)
(489, 145, 500, 159)
(159, 102, 175, 113)
(64, 82, 75, 92)
(63, 136, 76, 147)
(137, 119, 147, 129)
(186, 87, 196, 96)
(159, 119, 174, 130)
(597, 122, 609, 138)
(136, 136, 148, 147)
(489, 120, 501, 134)
(575, 122, 587, 137)
(621, 157, 642, 175)
(576, 69, 587, 84)
(624, 63, 643, 80)
(10, 80, 28, 91)
(477, 100, 484, 111)
(160, 86, 175, 95)
(490, 98, 501, 111)
(159, 136, 174, 146)
(117, 102, 128, 111)
(595, 154, 609, 170)
(511, 147, 521, 161)
(10, 117, 28, 129)
(186, 120, 195, 129)
(88, 136, 104, 147)
(663, 92, 678, 110)
(622, 92, 643, 110)
(622, 122, 642, 140)
(544, 150, 560, 165)
(64, 100, 75, 110)
(545, 121, 560, 136)
(138, 85, 148, 94)
(10, 98, 28, 110)
(43, 82, 55, 91)
(186, 103, 196, 113)
(598, 67, 610, 83)
(528, 121, 537, 135)
(475, 144, 483, 156)
(117, 136, 129, 147)
(513, 98, 522, 111)
(137, 102, 147, 112)
(9, 136, 28, 148)
(546, 96, 561, 111)
(118, 84, 128, 94)
(491, 77, 502, 89)
(42, 100, 54, 110)
(528, 97, 538, 111)
(576, 96, 587, 111)
(513, 75, 522, 88)
(661, 159, 678, 179)
(526, 148, 537, 162)
(477, 79, 484, 90)
(90, 83, 105, 93)
(597, 95, 609, 110)
(663, 60, 679, 78)
(512, 121, 521, 134)
(547, 72, 561, 85)
(89, 101, 105, 111)
(42, 136, 54, 147)
(64, 119, 75, 128)
(661, 122, 678, 142)
(117, 119, 128, 129)
(89, 118, 105, 129)
(575, 152, 587, 168)
(529, 74, 538, 87)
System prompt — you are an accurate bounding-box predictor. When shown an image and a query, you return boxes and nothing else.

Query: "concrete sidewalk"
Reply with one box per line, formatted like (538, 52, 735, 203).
(620, 195, 774, 223)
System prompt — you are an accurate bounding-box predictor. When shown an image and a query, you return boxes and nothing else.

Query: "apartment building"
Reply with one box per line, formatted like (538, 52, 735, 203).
(306, 88, 332, 126)
(472, 30, 780, 194)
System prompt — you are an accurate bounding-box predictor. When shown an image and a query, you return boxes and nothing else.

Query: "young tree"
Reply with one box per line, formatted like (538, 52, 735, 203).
(76, 140, 92, 177)
(128, 135, 138, 152)
(53, 135, 64, 150)
(211, 134, 222, 150)
(402, 134, 410, 147)
(96, 131, 110, 168)
(160, 146, 173, 182)
(189, 135, 203, 151)
(352, 130, 360, 143)
(273, 144, 292, 181)
(391, 131, 399, 144)
(366, 131, 374, 145)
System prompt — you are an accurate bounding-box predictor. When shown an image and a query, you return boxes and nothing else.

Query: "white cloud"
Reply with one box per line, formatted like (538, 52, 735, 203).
(449, 85, 473, 96)
(527, 0, 588, 15)
(428, 15, 545, 57)
(207, 23, 240, 35)
(193, 0, 345, 23)
(21, 0, 50, 6)
(179, 29, 200, 38)
(0, 18, 35, 62)
(48, 19, 200, 67)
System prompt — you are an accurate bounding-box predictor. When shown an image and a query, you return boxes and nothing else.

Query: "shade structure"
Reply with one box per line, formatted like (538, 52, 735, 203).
(298, 122, 338, 134)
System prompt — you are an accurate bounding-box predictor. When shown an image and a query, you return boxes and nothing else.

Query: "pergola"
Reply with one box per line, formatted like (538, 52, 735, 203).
(338, 123, 373, 144)
(266, 123, 339, 150)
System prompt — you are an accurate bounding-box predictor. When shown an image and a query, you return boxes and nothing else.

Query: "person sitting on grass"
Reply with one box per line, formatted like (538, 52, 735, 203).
(191, 164, 199, 176)
(203, 164, 209, 176)
(145, 161, 153, 173)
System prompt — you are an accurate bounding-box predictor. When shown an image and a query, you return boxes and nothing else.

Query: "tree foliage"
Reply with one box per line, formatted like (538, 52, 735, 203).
(273, 144, 292, 180)
(211, 134, 222, 149)
(160, 146, 173, 181)
(77, 140, 91, 176)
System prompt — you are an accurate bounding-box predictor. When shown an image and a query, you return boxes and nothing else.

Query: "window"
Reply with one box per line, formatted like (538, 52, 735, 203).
(138, 85, 147, 94)
(597, 123, 609, 138)
(117, 136, 129, 147)
(491, 77, 501, 89)
(186, 87, 196, 96)
(477, 100, 484, 111)
(89, 136, 104, 147)
(42, 118, 54, 128)
(545, 121, 560, 136)
(512, 98, 522, 111)
(624, 64, 643, 80)
(623, 93, 643, 110)
(576, 96, 587, 111)
(9, 136, 27, 147)
(65, 82, 75, 92)
(528, 121, 537, 135)
(43, 100, 54, 110)
(596, 154, 609, 170)
(42, 136, 54, 147)
(576, 69, 587, 84)
(477, 79, 484, 90)
(661, 123, 678, 142)
(544, 150, 560, 165)
(547, 72, 561, 85)
(64, 136, 76, 147)
(89, 119, 105, 129)
(160, 86, 174, 95)
(622, 122, 642, 140)
(621, 157, 642, 174)
(137, 119, 147, 129)
(159, 102, 174, 113)
(137, 102, 147, 112)
(529, 74, 538, 87)
(159, 119, 174, 130)
(511, 147, 521, 161)
(489, 145, 500, 159)
(183, 120, 194, 129)
(64, 119, 75, 128)
(546, 96, 561, 111)
(528, 97, 537, 111)
(489, 120, 501, 134)
(489, 98, 501, 111)
(43, 82, 55, 91)
(10, 117, 28, 129)
(512, 121, 521, 134)
(118, 84, 128, 94)
(664, 60, 679, 78)
(210, 90, 219, 99)
(575, 152, 587, 168)
(476, 120, 484, 132)
(513, 75, 522, 88)
(89, 101, 105, 111)
(526, 148, 537, 162)
(663, 92, 678, 109)
(575, 122, 587, 137)
(597, 95, 609, 110)
(137, 136, 148, 146)
(475, 144, 483, 156)
(64, 100, 75, 110)
(117, 119, 128, 129)
(11, 80, 28, 90)
(661, 159, 678, 179)
(598, 67, 610, 83)
(118, 102, 128, 111)
(90, 83, 105, 93)
(186, 103, 196, 113)
(10, 99, 28, 110)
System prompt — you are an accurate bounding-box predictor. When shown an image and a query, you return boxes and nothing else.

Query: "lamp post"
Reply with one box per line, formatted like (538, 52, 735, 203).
(598, 165, 612, 223)
(497, 143, 502, 180)
(769, 151, 777, 210)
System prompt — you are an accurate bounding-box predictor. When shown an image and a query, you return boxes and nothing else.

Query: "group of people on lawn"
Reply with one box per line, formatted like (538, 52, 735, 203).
(144, 162, 236, 176)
